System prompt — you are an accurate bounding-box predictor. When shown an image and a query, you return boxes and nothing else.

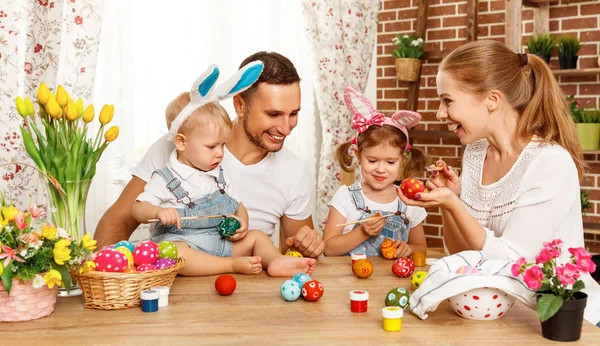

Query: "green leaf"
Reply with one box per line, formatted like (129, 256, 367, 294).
(537, 294, 564, 322)
(539, 281, 551, 292)
(1, 262, 13, 295)
(570, 280, 585, 294)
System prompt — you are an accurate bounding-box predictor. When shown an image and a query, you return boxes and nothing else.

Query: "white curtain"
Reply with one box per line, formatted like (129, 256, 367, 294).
(89, 0, 321, 240)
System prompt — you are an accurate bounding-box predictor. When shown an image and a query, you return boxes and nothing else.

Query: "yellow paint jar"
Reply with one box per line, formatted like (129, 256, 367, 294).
(381, 307, 403, 332)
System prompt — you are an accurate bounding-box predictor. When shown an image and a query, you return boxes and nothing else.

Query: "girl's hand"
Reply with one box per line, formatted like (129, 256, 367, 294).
(399, 186, 458, 210)
(156, 208, 181, 229)
(427, 160, 461, 196)
(393, 240, 413, 258)
(228, 215, 248, 242)
(361, 216, 386, 237)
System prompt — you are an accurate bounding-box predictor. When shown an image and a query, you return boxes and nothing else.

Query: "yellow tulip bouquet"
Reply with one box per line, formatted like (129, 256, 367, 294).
(15, 82, 119, 243)
(0, 196, 97, 294)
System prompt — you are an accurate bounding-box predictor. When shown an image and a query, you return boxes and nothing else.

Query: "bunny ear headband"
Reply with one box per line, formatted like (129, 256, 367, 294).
(168, 61, 264, 140)
(343, 85, 421, 150)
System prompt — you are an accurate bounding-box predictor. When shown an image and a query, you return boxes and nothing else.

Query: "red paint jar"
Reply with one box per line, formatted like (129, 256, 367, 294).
(350, 290, 369, 313)
(351, 253, 367, 266)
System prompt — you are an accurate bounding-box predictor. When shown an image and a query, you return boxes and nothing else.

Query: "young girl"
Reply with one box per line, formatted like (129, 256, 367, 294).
(132, 63, 316, 277)
(322, 85, 427, 258)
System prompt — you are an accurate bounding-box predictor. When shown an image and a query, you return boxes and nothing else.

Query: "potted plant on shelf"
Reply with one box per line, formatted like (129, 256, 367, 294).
(580, 190, 590, 213)
(526, 33, 554, 64)
(557, 35, 581, 69)
(568, 95, 600, 150)
(392, 34, 424, 82)
(512, 239, 596, 341)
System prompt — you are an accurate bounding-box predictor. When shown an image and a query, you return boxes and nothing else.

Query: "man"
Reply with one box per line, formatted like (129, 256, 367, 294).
(94, 52, 325, 258)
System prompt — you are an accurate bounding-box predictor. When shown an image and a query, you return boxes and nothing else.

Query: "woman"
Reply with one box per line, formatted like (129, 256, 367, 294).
(399, 40, 599, 326)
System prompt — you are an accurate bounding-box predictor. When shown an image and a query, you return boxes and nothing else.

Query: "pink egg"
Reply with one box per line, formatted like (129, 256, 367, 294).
(94, 249, 128, 272)
(133, 241, 160, 266)
(136, 263, 157, 272)
(154, 258, 176, 270)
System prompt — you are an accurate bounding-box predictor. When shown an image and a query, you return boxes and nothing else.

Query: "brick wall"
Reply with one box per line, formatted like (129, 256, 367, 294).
(377, 0, 600, 251)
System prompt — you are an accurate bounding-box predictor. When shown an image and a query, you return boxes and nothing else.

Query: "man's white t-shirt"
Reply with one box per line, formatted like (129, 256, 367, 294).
(328, 185, 427, 234)
(134, 135, 312, 238)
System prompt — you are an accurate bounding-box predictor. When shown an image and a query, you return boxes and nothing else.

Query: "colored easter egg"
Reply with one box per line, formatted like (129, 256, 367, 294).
(455, 265, 483, 276)
(392, 257, 415, 278)
(94, 249, 128, 272)
(136, 263, 157, 272)
(217, 217, 240, 237)
(280, 279, 302, 301)
(215, 274, 237, 296)
(123, 266, 136, 273)
(380, 238, 397, 260)
(113, 247, 134, 267)
(285, 250, 303, 258)
(133, 241, 159, 266)
(154, 258, 176, 270)
(302, 280, 324, 302)
(292, 273, 312, 287)
(353, 259, 374, 279)
(410, 271, 428, 289)
(400, 178, 426, 199)
(158, 241, 179, 260)
(385, 287, 411, 309)
(114, 240, 135, 254)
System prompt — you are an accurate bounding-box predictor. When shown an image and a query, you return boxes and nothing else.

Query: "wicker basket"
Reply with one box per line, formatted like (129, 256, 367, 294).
(395, 58, 422, 82)
(72, 258, 185, 310)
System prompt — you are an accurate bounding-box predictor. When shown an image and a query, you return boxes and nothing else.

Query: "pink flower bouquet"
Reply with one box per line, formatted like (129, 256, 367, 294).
(511, 239, 596, 322)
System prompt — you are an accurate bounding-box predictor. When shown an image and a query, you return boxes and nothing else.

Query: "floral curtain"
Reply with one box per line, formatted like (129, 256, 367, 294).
(0, 0, 104, 209)
(301, 0, 379, 229)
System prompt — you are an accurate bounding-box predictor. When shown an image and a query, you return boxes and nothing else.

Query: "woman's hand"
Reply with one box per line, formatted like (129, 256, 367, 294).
(393, 240, 413, 258)
(399, 185, 459, 210)
(228, 214, 248, 242)
(427, 160, 461, 196)
(361, 216, 386, 238)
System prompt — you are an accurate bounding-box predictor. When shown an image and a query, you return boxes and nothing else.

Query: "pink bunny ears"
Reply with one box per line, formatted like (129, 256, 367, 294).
(344, 85, 421, 150)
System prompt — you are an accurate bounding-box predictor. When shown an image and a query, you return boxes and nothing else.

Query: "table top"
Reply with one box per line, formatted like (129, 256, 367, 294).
(2, 256, 599, 345)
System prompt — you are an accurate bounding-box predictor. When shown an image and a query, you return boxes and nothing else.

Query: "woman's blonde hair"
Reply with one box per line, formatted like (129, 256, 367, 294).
(439, 40, 584, 180)
(165, 92, 232, 135)
(335, 125, 426, 180)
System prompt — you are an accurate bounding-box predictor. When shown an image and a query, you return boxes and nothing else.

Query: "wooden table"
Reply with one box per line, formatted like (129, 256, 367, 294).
(2, 257, 599, 345)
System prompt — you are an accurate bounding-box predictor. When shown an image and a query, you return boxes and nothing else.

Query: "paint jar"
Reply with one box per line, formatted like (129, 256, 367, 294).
(381, 306, 404, 332)
(152, 286, 170, 308)
(349, 290, 369, 313)
(412, 251, 426, 267)
(140, 289, 160, 313)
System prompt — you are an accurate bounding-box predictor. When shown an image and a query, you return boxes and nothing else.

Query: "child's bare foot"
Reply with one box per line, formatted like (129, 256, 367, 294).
(232, 256, 262, 274)
(266, 256, 316, 277)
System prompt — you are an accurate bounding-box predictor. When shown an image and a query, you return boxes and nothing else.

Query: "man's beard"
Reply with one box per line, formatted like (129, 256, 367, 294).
(243, 115, 283, 153)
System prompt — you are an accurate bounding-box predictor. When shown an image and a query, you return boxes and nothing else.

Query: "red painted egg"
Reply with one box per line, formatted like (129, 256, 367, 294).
(94, 249, 128, 272)
(400, 178, 426, 199)
(133, 241, 159, 266)
(215, 274, 237, 296)
(302, 280, 324, 302)
(392, 257, 415, 278)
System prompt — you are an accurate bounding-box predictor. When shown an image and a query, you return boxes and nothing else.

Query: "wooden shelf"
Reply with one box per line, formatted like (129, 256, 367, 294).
(583, 150, 600, 154)
(552, 68, 600, 77)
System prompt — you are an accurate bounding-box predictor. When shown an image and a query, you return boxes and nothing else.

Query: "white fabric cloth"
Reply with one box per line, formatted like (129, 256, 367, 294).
(459, 138, 600, 324)
(134, 135, 312, 238)
(136, 150, 239, 207)
(410, 251, 535, 320)
(328, 185, 427, 234)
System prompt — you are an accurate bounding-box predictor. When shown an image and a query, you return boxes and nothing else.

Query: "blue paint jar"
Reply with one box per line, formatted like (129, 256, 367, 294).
(140, 289, 159, 312)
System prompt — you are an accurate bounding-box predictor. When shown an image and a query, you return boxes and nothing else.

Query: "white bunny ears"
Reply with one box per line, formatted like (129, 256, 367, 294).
(344, 85, 421, 150)
(168, 61, 264, 140)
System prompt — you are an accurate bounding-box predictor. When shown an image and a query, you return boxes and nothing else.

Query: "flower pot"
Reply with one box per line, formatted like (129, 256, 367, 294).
(534, 54, 551, 64)
(395, 58, 422, 82)
(540, 292, 587, 342)
(559, 55, 578, 69)
(576, 123, 600, 150)
(0, 278, 58, 322)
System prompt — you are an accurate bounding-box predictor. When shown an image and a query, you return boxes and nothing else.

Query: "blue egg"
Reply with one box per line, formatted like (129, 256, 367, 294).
(114, 240, 135, 254)
(280, 280, 301, 301)
(292, 273, 311, 288)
